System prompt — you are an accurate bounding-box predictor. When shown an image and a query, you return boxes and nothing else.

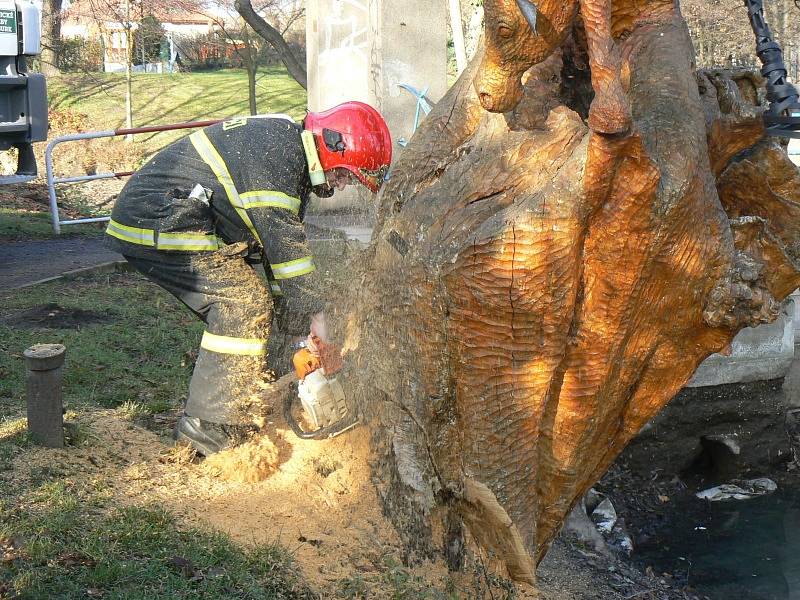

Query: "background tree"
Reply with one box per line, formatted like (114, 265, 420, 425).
(40, 0, 64, 75)
(213, 15, 263, 115)
(682, 0, 800, 77)
(133, 14, 166, 66)
(234, 0, 307, 89)
(78, 0, 206, 135)
(198, 0, 305, 113)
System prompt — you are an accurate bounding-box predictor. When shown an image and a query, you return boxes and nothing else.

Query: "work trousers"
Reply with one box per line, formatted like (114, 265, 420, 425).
(125, 247, 274, 425)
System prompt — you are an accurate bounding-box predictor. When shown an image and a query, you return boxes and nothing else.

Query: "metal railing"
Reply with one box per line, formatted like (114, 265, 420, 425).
(46, 119, 221, 234)
(396, 83, 433, 148)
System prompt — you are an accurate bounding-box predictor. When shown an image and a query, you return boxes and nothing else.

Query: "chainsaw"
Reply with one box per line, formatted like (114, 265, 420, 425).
(282, 341, 359, 440)
(744, 0, 800, 138)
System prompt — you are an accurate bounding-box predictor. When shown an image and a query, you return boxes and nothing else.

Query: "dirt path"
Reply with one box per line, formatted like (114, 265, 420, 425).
(0, 237, 121, 291)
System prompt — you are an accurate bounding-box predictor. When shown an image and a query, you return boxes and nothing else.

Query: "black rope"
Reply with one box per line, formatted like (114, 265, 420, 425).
(745, 0, 800, 137)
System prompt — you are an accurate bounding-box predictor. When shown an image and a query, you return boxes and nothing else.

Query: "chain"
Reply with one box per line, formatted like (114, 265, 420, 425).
(744, 0, 800, 137)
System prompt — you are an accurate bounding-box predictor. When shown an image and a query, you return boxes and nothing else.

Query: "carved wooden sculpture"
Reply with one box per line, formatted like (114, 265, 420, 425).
(328, 0, 800, 587)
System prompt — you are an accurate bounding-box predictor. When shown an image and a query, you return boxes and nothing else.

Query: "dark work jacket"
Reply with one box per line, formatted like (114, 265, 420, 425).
(105, 115, 324, 334)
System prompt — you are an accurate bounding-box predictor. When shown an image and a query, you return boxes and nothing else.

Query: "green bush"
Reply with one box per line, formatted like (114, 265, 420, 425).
(59, 37, 103, 73)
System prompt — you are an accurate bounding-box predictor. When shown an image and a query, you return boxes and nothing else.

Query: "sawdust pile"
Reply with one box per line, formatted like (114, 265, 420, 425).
(6, 410, 430, 593)
(5, 409, 625, 597)
(202, 434, 281, 483)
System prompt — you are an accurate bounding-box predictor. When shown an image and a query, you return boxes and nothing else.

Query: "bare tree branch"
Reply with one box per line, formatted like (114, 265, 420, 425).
(280, 7, 304, 36)
(234, 0, 307, 89)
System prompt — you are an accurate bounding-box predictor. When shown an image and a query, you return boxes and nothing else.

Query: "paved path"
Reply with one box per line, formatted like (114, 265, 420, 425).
(1, 219, 374, 291)
(0, 237, 121, 291)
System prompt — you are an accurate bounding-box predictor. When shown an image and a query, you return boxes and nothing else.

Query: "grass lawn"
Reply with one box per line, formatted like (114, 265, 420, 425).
(48, 67, 307, 154)
(0, 67, 307, 241)
(0, 266, 463, 600)
(0, 208, 104, 240)
(0, 271, 202, 415)
(0, 271, 318, 599)
(0, 493, 316, 600)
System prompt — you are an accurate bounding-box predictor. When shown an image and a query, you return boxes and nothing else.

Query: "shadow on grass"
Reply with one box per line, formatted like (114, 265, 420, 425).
(0, 272, 202, 413)
(49, 74, 122, 111)
(0, 209, 104, 241)
(0, 492, 318, 599)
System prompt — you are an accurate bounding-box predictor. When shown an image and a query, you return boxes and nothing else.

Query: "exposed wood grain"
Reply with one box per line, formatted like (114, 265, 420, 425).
(332, 0, 800, 587)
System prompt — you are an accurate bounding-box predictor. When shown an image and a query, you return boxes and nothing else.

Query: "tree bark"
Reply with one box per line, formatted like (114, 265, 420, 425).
(124, 0, 133, 142)
(327, 2, 800, 588)
(40, 0, 63, 75)
(247, 60, 258, 116)
(239, 23, 259, 116)
(234, 0, 307, 90)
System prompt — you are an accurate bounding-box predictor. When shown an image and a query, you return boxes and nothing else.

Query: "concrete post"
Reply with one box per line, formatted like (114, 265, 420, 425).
(306, 0, 448, 208)
(24, 343, 66, 448)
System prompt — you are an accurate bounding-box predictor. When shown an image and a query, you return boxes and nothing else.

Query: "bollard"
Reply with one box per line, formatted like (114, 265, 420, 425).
(24, 343, 66, 448)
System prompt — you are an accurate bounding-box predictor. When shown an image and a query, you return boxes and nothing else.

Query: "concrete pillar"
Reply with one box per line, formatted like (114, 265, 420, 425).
(687, 299, 795, 387)
(791, 289, 800, 341)
(306, 0, 448, 207)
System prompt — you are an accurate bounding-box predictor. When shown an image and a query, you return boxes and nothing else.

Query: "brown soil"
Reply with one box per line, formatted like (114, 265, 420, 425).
(0, 183, 63, 214)
(1, 303, 115, 329)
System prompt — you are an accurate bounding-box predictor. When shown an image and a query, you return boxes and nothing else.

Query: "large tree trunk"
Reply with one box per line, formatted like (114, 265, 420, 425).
(40, 0, 63, 76)
(328, 2, 800, 587)
(247, 62, 258, 116)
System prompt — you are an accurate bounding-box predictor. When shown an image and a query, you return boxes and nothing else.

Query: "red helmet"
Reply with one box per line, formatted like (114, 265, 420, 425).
(304, 101, 392, 193)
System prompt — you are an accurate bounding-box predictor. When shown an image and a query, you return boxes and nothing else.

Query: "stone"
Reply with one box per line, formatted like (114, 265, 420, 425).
(591, 498, 618, 534)
(688, 299, 795, 387)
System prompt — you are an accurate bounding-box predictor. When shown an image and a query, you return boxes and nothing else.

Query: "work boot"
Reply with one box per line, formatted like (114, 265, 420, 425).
(173, 415, 254, 456)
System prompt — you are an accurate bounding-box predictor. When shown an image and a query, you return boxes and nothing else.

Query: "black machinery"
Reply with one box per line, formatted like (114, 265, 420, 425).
(0, 1, 47, 182)
(745, 0, 800, 138)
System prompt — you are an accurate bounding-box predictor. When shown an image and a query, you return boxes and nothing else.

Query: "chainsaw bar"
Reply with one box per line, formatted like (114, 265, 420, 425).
(745, 0, 800, 138)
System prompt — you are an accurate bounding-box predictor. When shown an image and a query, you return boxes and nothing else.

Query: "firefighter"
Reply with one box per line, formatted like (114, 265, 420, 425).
(105, 102, 392, 456)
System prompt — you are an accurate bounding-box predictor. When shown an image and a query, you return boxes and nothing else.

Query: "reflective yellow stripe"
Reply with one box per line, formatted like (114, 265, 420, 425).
(200, 331, 268, 356)
(269, 281, 283, 296)
(106, 219, 155, 247)
(107, 219, 219, 252)
(223, 117, 248, 131)
(271, 256, 316, 280)
(189, 130, 262, 243)
(157, 232, 220, 251)
(240, 190, 301, 214)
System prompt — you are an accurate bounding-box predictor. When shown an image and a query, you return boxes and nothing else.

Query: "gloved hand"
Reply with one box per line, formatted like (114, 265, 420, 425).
(293, 347, 321, 380)
(306, 334, 343, 376)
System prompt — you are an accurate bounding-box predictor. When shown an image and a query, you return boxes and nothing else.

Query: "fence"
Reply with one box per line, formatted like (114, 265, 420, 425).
(46, 119, 221, 234)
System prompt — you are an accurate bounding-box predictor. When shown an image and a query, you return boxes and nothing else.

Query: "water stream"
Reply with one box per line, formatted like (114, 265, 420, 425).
(636, 480, 800, 599)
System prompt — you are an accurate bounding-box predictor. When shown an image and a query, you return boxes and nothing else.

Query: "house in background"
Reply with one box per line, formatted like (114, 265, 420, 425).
(61, 2, 232, 72)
